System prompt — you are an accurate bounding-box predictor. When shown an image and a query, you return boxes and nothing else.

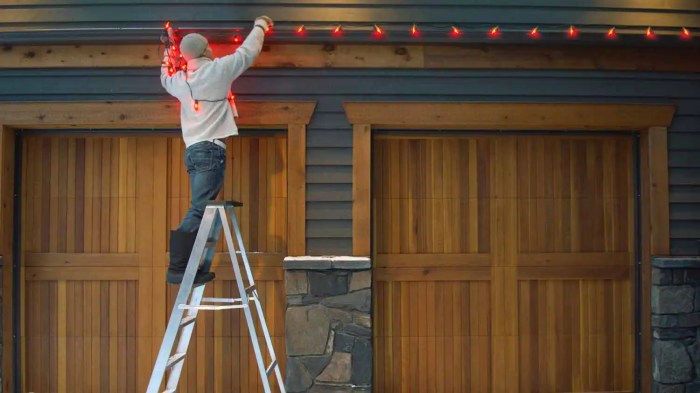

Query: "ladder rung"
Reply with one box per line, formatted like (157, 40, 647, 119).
(201, 297, 243, 303)
(179, 304, 248, 311)
(266, 360, 278, 376)
(179, 315, 197, 328)
(167, 353, 186, 369)
(162, 390, 176, 393)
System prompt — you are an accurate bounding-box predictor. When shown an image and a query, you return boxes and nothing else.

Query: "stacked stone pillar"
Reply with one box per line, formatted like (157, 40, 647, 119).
(283, 257, 372, 393)
(653, 257, 700, 392)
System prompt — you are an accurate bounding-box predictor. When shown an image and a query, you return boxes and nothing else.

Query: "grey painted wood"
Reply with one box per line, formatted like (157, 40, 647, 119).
(671, 204, 700, 220)
(307, 238, 353, 256)
(670, 169, 700, 186)
(307, 166, 353, 184)
(307, 202, 353, 220)
(306, 220, 353, 238)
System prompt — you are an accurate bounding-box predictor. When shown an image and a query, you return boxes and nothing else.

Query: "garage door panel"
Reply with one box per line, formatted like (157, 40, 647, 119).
(517, 278, 635, 393)
(375, 134, 636, 392)
(516, 137, 634, 199)
(373, 280, 491, 392)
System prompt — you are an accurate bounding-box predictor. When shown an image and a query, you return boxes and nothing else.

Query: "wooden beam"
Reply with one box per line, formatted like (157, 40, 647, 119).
(646, 127, 671, 256)
(375, 253, 491, 267)
(352, 124, 371, 256)
(0, 101, 316, 129)
(344, 102, 676, 130)
(639, 126, 670, 393)
(517, 252, 632, 266)
(0, 125, 14, 393)
(287, 124, 306, 256)
(3, 43, 700, 73)
(517, 266, 631, 280)
(25, 267, 139, 281)
(374, 267, 491, 281)
(24, 252, 139, 267)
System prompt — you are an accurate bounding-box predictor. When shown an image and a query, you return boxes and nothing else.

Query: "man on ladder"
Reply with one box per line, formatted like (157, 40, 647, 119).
(160, 15, 273, 285)
(148, 16, 286, 393)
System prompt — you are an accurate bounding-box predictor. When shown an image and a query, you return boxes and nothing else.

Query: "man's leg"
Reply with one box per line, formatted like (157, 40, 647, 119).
(177, 144, 226, 232)
(168, 142, 226, 284)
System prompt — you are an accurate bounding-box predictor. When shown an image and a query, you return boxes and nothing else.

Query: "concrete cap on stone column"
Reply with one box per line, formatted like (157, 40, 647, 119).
(284, 256, 371, 270)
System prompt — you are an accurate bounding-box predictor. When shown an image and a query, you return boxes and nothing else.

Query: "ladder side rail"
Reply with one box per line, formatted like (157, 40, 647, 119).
(228, 208, 258, 288)
(229, 208, 286, 392)
(220, 206, 274, 393)
(145, 207, 218, 393)
(165, 285, 205, 390)
(166, 210, 224, 390)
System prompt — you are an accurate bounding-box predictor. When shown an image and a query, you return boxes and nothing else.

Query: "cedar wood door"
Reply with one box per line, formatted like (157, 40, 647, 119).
(373, 134, 636, 392)
(21, 134, 287, 393)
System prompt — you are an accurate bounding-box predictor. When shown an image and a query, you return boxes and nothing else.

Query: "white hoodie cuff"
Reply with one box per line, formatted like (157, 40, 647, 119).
(254, 19, 269, 32)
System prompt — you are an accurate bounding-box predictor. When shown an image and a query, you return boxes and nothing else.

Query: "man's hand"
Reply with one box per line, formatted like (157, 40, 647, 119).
(256, 16, 273, 27)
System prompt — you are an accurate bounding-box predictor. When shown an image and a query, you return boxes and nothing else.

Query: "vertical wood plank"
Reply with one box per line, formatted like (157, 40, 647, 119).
(640, 127, 669, 393)
(0, 125, 15, 393)
(287, 124, 306, 256)
(136, 138, 154, 391)
(353, 124, 371, 256)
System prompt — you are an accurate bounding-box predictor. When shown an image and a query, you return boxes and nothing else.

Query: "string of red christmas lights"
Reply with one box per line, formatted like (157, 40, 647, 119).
(164, 21, 693, 42)
(293, 24, 692, 40)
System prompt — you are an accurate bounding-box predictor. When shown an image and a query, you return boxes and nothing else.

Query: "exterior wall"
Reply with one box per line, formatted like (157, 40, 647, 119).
(0, 68, 698, 256)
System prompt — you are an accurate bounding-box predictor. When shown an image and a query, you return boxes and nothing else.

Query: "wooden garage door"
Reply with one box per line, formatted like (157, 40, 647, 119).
(373, 134, 636, 392)
(21, 134, 287, 393)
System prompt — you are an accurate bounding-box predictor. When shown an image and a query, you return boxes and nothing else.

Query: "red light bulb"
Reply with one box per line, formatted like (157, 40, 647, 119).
(228, 93, 235, 101)
(681, 27, 692, 40)
(168, 66, 174, 76)
(607, 27, 617, 39)
(171, 45, 177, 52)
(194, 100, 200, 111)
(296, 25, 306, 35)
(165, 21, 171, 29)
(373, 24, 385, 38)
(528, 26, 540, 39)
(568, 25, 579, 39)
(450, 25, 462, 37)
(646, 27, 656, 40)
(411, 24, 420, 37)
(332, 25, 343, 36)
(488, 26, 501, 38)
(182, 64, 187, 71)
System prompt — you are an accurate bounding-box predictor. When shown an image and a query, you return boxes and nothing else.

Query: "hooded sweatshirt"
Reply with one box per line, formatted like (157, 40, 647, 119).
(160, 20, 268, 147)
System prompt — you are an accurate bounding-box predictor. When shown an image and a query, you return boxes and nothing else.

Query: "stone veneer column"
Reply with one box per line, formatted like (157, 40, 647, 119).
(652, 256, 700, 393)
(283, 256, 372, 393)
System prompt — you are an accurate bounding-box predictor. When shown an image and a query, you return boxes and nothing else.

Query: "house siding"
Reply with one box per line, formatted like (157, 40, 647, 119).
(0, 67, 698, 255)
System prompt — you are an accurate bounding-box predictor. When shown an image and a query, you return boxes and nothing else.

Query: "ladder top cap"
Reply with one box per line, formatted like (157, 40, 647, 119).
(206, 200, 243, 207)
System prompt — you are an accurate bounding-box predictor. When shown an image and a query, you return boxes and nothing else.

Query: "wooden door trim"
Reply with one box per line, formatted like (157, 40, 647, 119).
(345, 101, 674, 393)
(0, 100, 315, 392)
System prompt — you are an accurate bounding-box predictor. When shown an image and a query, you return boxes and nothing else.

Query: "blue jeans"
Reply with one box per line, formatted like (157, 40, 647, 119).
(177, 141, 226, 233)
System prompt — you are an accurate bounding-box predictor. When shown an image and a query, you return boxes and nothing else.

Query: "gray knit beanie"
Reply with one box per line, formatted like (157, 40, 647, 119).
(179, 33, 209, 61)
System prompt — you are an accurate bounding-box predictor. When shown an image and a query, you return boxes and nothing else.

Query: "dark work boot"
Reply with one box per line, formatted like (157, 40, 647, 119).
(167, 230, 215, 285)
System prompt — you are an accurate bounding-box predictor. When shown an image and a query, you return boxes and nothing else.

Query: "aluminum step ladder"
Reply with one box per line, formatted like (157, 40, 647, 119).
(146, 201, 286, 393)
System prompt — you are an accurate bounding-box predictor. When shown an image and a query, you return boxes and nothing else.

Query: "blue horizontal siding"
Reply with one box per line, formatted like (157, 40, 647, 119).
(1, 67, 699, 256)
(2, 0, 700, 44)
